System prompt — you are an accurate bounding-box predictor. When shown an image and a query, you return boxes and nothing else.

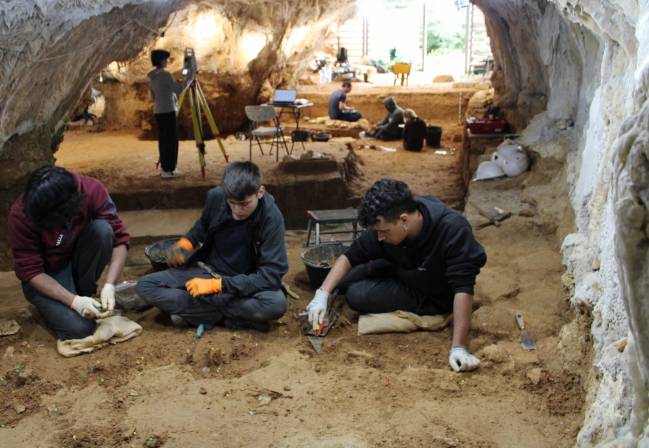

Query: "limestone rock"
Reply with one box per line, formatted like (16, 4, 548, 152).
(433, 75, 455, 83)
(526, 368, 543, 385)
(478, 344, 509, 363)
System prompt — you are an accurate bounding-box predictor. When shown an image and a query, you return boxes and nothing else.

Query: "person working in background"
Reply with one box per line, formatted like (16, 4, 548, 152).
(149, 49, 187, 179)
(402, 109, 427, 151)
(365, 97, 404, 140)
(328, 81, 362, 122)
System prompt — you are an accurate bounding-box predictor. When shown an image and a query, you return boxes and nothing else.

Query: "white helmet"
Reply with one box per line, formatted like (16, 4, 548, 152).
(474, 160, 505, 181)
(493, 142, 529, 177)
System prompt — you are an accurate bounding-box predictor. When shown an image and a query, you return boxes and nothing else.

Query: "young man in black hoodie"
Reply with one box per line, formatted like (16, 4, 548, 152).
(137, 162, 288, 331)
(307, 179, 486, 372)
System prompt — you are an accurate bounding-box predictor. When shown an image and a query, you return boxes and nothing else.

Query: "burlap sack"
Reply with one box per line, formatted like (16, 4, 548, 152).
(57, 315, 142, 357)
(358, 310, 452, 335)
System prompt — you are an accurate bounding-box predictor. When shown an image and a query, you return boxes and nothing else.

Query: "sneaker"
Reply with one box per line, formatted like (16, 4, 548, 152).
(160, 170, 182, 179)
(170, 314, 189, 328)
(222, 318, 270, 333)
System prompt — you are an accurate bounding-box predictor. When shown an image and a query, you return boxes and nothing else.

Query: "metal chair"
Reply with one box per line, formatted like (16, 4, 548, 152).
(244, 105, 290, 162)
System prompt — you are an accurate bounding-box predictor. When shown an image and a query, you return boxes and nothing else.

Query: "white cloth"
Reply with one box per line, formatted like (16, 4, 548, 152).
(57, 315, 142, 357)
(358, 310, 452, 335)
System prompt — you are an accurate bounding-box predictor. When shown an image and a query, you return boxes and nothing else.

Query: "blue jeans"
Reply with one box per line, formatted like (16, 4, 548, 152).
(22, 220, 114, 340)
(136, 266, 287, 328)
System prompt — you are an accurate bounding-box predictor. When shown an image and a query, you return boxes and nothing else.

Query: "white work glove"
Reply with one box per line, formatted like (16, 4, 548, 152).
(448, 346, 480, 372)
(71, 295, 102, 319)
(306, 288, 329, 332)
(100, 283, 116, 311)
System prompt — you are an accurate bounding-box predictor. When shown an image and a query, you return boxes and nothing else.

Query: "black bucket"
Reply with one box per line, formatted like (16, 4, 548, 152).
(144, 238, 180, 271)
(291, 129, 311, 142)
(300, 243, 348, 290)
(426, 126, 442, 148)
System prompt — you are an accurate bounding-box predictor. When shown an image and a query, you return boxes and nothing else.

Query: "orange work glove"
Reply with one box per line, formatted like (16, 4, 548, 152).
(166, 237, 193, 267)
(185, 277, 222, 297)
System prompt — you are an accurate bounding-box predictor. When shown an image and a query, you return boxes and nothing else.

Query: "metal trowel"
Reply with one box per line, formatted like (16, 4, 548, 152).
(515, 312, 536, 351)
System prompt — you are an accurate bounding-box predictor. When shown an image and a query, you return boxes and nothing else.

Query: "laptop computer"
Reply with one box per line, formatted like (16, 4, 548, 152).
(273, 89, 297, 105)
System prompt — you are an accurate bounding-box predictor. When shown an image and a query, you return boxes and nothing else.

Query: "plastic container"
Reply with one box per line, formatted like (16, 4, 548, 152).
(466, 118, 507, 134)
(426, 126, 443, 148)
(144, 237, 180, 271)
(300, 243, 348, 290)
(291, 129, 311, 142)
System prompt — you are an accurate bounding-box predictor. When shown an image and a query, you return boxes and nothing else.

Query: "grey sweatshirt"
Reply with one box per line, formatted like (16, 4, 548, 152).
(148, 68, 183, 114)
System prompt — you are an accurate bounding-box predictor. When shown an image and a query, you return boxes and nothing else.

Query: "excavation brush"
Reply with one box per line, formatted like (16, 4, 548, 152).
(177, 48, 229, 178)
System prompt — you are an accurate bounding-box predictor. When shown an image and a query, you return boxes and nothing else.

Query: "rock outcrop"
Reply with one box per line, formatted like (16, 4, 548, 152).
(473, 0, 649, 444)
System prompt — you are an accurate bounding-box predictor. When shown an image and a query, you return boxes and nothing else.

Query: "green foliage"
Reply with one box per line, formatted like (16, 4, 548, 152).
(427, 20, 465, 53)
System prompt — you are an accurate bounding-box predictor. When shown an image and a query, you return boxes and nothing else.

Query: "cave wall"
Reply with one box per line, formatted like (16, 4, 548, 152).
(99, 1, 355, 135)
(475, 0, 648, 444)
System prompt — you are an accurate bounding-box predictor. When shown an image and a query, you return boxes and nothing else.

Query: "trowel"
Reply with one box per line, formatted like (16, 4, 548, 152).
(515, 312, 536, 351)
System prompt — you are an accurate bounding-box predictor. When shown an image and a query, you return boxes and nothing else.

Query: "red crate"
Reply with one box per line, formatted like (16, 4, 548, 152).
(466, 118, 508, 134)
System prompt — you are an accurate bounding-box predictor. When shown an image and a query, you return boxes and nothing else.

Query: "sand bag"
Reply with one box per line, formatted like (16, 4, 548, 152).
(57, 315, 142, 357)
(358, 310, 452, 335)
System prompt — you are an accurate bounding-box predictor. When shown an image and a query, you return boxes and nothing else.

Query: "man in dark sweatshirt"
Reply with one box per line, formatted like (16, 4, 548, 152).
(148, 49, 187, 179)
(7, 166, 130, 340)
(306, 179, 486, 372)
(402, 108, 427, 151)
(137, 161, 288, 332)
(328, 81, 362, 122)
(367, 96, 404, 140)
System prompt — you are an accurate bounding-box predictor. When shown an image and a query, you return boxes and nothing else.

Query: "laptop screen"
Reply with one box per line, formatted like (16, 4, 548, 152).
(274, 89, 297, 103)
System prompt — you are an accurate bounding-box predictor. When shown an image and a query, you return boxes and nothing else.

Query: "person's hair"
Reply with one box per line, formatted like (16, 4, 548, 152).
(23, 166, 83, 229)
(222, 161, 262, 200)
(358, 179, 417, 227)
(342, 80, 352, 88)
(404, 108, 417, 119)
(150, 49, 170, 68)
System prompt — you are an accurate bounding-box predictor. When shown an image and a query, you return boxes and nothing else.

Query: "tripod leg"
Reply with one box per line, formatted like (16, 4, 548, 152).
(196, 82, 229, 163)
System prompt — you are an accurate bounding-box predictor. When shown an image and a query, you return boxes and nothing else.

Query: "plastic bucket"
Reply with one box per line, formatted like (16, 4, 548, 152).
(144, 238, 180, 271)
(426, 126, 442, 148)
(300, 243, 348, 290)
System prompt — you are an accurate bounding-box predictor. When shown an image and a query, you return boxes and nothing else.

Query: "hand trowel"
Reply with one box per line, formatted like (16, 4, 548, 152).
(515, 312, 536, 351)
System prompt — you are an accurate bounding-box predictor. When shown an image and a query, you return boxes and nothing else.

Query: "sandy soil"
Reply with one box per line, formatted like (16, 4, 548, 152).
(0, 219, 584, 447)
(53, 128, 467, 210)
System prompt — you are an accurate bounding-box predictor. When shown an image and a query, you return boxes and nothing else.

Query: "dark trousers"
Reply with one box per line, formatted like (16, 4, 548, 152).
(369, 126, 402, 141)
(136, 267, 287, 328)
(155, 111, 179, 172)
(333, 111, 362, 122)
(339, 264, 450, 315)
(22, 220, 114, 340)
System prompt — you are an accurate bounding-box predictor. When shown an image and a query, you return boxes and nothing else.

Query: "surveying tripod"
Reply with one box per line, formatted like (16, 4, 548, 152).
(176, 48, 229, 178)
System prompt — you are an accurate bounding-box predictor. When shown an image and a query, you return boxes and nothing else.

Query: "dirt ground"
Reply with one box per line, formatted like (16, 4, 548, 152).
(0, 217, 585, 447)
(0, 83, 586, 446)
(52, 127, 467, 211)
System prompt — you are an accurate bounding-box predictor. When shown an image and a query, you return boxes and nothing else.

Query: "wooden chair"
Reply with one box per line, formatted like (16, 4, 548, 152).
(244, 105, 290, 162)
(391, 62, 412, 86)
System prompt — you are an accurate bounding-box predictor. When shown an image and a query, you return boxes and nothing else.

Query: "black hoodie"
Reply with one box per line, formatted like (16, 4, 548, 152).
(345, 196, 486, 309)
(184, 187, 288, 297)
